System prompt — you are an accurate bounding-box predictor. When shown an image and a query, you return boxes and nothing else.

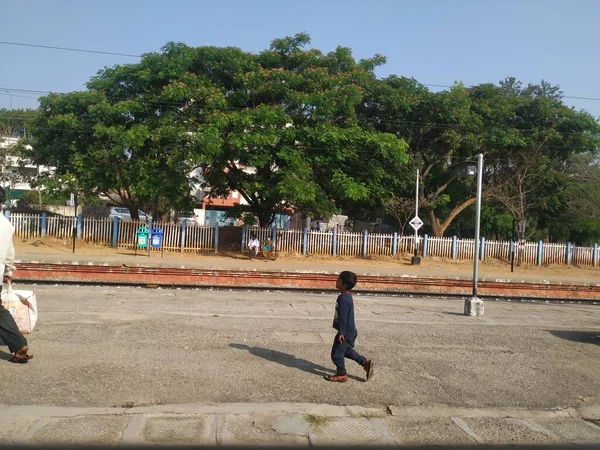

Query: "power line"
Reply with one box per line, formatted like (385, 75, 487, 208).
(0, 92, 41, 101)
(2, 40, 600, 103)
(4, 82, 600, 111)
(0, 108, 596, 138)
(1, 86, 599, 136)
(0, 41, 141, 58)
(0, 117, 592, 155)
(381, 82, 600, 103)
(562, 95, 600, 102)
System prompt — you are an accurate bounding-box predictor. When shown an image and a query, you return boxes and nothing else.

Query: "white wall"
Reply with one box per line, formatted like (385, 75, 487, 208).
(194, 208, 206, 225)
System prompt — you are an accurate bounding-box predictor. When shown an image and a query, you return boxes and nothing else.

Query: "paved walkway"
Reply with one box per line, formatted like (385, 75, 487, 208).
(16, 249, 600, 285)
(2, 402, 600, 446)
(2, 286, 600, 445)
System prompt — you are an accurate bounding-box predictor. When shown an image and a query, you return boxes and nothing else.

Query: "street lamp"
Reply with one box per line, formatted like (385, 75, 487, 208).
(456, 153, 484, 317)
(1, 90, 13, 110)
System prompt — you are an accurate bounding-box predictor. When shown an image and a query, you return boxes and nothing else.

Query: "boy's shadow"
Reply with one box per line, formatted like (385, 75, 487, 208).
(230, 343, 364, 382)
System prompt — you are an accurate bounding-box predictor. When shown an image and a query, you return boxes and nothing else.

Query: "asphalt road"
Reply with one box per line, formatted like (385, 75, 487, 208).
(2, 285, 599, 410)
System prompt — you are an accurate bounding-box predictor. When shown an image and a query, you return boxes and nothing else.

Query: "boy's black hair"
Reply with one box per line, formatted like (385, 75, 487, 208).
(339, 271, 357, 290)
(0, 186, 5, 204)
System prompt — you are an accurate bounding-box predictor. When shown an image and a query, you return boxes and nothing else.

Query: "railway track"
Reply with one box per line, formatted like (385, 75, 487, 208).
(13, 262, 600, 304)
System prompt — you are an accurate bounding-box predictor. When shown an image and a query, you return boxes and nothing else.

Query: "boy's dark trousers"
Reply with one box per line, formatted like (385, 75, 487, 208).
(331, 329, 366, 376)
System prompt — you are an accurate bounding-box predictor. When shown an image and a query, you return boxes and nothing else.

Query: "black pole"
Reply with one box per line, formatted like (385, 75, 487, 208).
(72, 192, 78, 254)
(510, 218, 516, 272)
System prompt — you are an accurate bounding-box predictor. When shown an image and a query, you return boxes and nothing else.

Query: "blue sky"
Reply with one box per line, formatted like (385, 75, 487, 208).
(1, 0, 599, 117)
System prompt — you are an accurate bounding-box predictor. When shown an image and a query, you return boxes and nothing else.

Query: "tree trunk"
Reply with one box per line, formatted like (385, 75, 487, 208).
(129, 205, 140, 221)
(427, 208, 442, 237)
(257, 211, 274, 228)
(426, 197, 477, 237)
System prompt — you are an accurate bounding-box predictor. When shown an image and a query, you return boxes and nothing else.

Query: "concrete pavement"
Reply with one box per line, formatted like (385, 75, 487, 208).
(2, 402, 600, 446)
(1, 285, 599, 445)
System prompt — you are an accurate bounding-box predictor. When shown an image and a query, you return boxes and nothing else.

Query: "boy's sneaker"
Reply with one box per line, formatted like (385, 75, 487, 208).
(364, 359, 374, 381)
(324, 374, 348, 383)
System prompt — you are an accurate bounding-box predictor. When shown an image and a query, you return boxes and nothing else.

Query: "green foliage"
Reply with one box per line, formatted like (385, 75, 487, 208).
(18, 189, 66, 207)
(14, 35, 600, 242)
(23, 65, 198, 219)
(159, 34, 408, 225)
(364, 75, 600, 240)
(0, 108, 37, 137)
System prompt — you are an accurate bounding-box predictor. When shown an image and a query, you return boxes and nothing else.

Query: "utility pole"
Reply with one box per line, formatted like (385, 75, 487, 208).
(72, 192, 78, 253)
(464, 153, 484, 317)
(2, 90, 13, 110)
(414, 168, 419, 257)
(409, 169, 423, 265)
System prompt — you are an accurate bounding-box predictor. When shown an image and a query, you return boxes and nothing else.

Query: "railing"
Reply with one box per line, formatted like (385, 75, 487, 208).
(6, 213, 600, 268)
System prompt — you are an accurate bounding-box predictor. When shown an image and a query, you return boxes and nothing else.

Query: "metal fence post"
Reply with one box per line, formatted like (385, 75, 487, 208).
(423, 234, 429, 257)
(41, 213, 47, 238)
(303, 228, 308, 255)
(537, 240, 543, 266)
(392, 232, 398, 256)
(362, 230, 368, 258)
(77, 215, 83, 239)
(593, 243, 598, 268)
(213, 224, 218, 253)
(112, 216, 119, 248)
(509, 240, 514, 267)
(180, 219, 187, 253)
(566, 242, 571, 265)
(241, 224, 247, 252)
(480, 237, 486, 261)
(272, 226, 277, 250)
(452, 236, 457, 260)
(332, 227, 338, 256)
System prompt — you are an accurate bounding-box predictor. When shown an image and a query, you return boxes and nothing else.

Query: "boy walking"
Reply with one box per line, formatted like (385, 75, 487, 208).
(325, 271, 373, 382)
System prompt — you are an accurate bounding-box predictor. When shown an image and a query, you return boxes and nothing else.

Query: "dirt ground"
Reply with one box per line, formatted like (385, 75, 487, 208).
(13, 236, 600, 282)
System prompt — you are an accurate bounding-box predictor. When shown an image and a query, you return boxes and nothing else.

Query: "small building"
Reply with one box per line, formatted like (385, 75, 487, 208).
(0, 136, 53, 205)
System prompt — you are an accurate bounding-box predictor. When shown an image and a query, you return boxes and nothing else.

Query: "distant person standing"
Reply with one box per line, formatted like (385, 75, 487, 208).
(0, 187, 33, 364)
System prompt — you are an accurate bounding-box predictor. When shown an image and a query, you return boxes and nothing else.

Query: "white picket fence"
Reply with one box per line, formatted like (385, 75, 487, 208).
(116, 220, 214, 251)
(81, 217, 110, 245)
(6, 213, 599, 267)
(10, 214, 41, 239)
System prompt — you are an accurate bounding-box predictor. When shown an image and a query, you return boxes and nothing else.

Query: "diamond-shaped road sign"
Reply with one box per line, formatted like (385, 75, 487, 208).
(409, 216, 423, 231)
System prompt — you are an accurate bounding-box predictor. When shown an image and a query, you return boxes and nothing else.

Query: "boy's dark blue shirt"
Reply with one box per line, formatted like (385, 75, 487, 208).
(333, 292, 356, 336)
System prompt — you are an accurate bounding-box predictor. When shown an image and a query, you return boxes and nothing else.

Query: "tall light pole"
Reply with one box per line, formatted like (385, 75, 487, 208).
(410, 169, 423, 265)
(2, 90, 13, 110)
(464, 153, 484, 317)
(413, 169, 419, 261)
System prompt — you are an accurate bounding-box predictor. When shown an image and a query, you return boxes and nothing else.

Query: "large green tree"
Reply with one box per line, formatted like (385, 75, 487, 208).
(366, 76, 600, 238)
(363, 76, 480, 236)
(476, 79, 600, 242)
(161, 33, 408, 226)
(554, 153, 600, 244)
(24, 34, 408, 225)
(23, 71, 200, 219)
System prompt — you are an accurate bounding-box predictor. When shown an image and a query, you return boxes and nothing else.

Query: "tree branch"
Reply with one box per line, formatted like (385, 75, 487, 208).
(438, 196, 476, 231)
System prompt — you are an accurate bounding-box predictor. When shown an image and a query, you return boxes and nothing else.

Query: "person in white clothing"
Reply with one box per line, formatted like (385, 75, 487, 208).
(248, 234, 260, 257)
(0, 187, 33, 363)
